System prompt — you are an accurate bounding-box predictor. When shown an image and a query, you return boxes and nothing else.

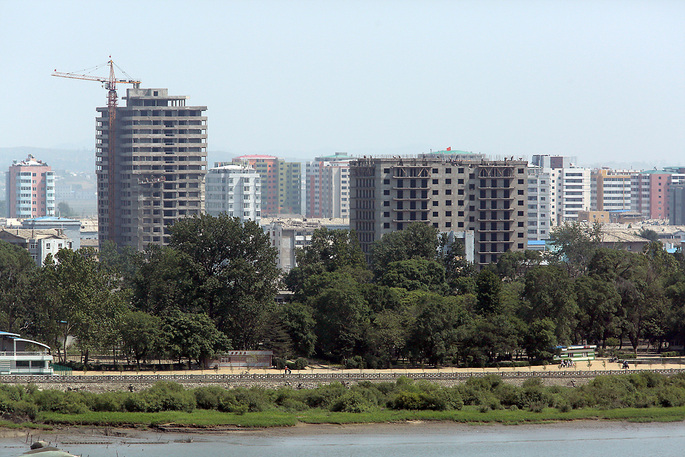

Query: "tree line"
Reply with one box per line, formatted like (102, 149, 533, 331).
(2, 215, 685, 368)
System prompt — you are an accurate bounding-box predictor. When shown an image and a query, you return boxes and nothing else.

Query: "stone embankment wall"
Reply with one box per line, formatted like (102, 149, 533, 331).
(2, 369, 685, 393)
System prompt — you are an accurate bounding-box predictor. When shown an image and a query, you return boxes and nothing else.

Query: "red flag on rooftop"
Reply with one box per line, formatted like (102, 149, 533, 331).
(446, 147, 451, 151)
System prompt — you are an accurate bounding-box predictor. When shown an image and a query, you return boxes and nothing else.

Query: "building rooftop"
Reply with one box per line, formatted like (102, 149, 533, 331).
(0, 228, 66, 241)
(234, 155, 279, 160)
(24, 216, 79, 223)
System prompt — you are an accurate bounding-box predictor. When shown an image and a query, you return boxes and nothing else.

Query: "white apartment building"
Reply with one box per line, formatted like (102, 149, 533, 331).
(557, 167, 591, 223)
(305, 152, 351, 219)
(527, 166, 555, 240)
(205, 164, 261, 223)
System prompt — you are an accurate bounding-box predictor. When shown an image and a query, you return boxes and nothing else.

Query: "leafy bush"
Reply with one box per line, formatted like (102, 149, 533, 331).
(194, 386, 226, 410)
(273, 357, 287, 370)
(657, 386, 685, 407)
(661, 351, 681, 358)
(331, 390, 375, 413)
(294, 358, 309, 370)
(343, 356, 365, 369)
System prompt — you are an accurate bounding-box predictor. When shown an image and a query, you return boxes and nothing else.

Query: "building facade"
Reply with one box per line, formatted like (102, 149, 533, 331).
(205, 164, 261, 222)
(0, 228, 72, 266)
(526, 165, 555, 241)
(305, 152, 351, 219)
(6, 155, 55, 219)
(233, 155, 301, 216)
(349, 156, 528, 267)
(591, 169, 634, 212)
(96, 87, 207, 250)
(261, 217, 349, 271)
(630, 171, 685, 220)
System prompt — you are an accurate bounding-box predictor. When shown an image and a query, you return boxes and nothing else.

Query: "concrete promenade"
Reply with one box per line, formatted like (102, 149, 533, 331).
(3, 359, 685, 392)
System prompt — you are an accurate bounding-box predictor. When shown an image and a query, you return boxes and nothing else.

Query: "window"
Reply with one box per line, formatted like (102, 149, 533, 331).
(432, 179, 438, 184)
(432, 190, 439, 195)
(445, 189, 452, 195)
(446, 200, 452, 206)
(445, 211, 452, 217)
(384, 190, 390, 195)
(445, 179, 451, 185)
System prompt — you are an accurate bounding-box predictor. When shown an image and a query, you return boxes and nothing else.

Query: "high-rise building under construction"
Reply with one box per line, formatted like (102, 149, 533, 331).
(96, 87, 207, 250)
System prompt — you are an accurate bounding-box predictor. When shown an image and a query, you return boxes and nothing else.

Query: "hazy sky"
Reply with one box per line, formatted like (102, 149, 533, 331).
(2, 0, 684, 165)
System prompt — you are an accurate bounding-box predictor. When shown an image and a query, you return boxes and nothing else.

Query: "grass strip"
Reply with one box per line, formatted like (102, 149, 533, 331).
(38, 410, 298, 428)
(37, 406, 685, 428)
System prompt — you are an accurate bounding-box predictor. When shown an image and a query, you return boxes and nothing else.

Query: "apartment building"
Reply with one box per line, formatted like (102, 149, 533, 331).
(591, 169, 635, 212)
(349, 155, 528, 267)
(6, 155, 55, 219)
(233, 155, 301, 216)
(631, 169, 685, 220)
(305, 152, 351, 219)
(96, 87, 207, 249)
(205, 164, 261, 222)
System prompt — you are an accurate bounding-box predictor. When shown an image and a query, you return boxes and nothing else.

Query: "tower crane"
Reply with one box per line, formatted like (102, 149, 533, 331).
(52, 58, 140, 243)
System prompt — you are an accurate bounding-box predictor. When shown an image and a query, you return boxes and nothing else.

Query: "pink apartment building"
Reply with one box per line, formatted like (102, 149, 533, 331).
(6, 155, 55, 218)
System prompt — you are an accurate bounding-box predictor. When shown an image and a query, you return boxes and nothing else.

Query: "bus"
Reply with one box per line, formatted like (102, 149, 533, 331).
(554, 345, 596, 363)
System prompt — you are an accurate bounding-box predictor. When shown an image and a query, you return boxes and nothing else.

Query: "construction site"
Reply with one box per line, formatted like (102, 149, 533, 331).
(53, 60, 208, 249)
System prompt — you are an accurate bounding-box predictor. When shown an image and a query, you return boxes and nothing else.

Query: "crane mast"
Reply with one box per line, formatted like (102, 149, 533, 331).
(52, 59, 140, 244)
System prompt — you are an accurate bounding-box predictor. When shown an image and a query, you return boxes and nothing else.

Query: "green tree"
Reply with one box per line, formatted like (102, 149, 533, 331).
(523, 318, 557, 362)
(275, 302, 316, 357)
(475, 269, 502, 315)
(0, 241, 38, 333)
(168, 214, 280, 349)
(311, 271, 371, 360)
(285, 228, 367, 296)
(163, 311, 231, 368)
(40, 248, 128, 363)
(57, 202, 77, 218)
(549, 221, 603, 277)
(370, 222, 439, 276)
(575, 275, 622, 348)
(407, 292, 470, 365)
(521, 266, 578, 345)
(131, 245, 200, 316)
(496, 250, 543, 282)
(637, 228, 660, 242)
(377, 258, 447, 293)
(120, 311, 164, 368)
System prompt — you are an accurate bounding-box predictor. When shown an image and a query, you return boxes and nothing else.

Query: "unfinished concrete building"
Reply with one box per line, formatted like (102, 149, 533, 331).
(96, 87, 207, 249)
(350, 154, 528, 267)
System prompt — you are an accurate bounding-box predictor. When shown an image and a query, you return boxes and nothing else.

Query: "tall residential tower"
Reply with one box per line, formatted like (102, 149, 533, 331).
(96, 87, 207, 249)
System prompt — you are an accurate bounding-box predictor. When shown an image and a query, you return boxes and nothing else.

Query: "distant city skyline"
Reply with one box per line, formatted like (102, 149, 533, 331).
(2, 1, 684, 167)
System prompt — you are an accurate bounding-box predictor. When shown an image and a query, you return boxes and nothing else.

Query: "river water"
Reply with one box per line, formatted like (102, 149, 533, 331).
(2, 422, 685, 457)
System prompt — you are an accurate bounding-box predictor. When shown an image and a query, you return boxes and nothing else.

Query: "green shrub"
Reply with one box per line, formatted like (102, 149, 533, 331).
(661, 351, 680, 358)
(331, 390, 375, 413)
(273, 357, 287, 370)
(12, 400, 37, 420)
(90, 392, 125, 412)
(33, 390, 88, 414)
(194, 386, 226, 410)
(657, 386, 685, 407)
(302, 383, 347, 409)
(343, 356, 365, 369)
(294, 358, 308, 370)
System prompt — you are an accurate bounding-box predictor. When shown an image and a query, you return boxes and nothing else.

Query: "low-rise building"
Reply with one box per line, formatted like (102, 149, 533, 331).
(0, 228, 72, 265)
(261, 217, 349, 271)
